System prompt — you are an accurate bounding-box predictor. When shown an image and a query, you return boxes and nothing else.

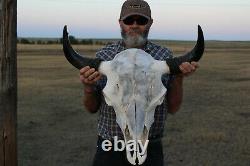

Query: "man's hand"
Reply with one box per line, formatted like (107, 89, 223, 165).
(80, 66, 102, 85)
(80, 66, 102, 113)
(179, 61, 199, 77)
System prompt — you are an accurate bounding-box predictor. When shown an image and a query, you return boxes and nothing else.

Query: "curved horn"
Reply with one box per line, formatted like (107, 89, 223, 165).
(63, 25, 102, 70)
(166, 25, 205, 74)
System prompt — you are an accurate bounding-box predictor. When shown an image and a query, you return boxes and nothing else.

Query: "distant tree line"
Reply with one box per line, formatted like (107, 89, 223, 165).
(17, 36, 106, 45)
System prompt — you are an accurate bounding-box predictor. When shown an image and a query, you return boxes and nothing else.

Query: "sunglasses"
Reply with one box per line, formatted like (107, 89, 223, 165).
(123, 16, 149, 26)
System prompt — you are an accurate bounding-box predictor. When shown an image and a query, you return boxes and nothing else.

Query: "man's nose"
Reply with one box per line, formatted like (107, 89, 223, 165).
(130, 21, 139, 27)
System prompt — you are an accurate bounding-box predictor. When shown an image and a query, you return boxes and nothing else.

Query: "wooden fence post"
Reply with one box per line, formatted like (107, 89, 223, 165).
(0, 0, 17, 165)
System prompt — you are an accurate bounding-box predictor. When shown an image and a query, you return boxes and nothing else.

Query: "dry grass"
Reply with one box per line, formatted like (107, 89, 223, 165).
(17, 42, 250, 166)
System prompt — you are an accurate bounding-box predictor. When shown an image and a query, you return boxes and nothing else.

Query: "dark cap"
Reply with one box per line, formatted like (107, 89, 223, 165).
(120, 0, 151, 20)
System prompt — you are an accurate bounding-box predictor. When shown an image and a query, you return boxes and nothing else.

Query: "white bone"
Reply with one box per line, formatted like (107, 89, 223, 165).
(99, 48, 169, 165)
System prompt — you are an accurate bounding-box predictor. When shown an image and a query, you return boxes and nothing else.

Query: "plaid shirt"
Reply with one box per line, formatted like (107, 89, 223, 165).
(95, 40, 173, 140)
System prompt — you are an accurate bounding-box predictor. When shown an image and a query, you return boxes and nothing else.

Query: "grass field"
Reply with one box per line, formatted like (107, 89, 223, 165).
(17, 41, 250, 166)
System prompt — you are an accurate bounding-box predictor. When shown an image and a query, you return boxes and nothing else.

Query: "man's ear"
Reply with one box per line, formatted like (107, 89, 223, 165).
(119, 19, 123, 27)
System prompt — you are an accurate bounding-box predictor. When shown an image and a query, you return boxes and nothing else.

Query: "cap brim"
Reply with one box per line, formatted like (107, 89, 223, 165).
(120, 13, 150, 20)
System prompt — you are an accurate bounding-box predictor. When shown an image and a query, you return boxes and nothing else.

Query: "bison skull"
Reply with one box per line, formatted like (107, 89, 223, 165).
(99, 49, 168, 164)
(62, 25, 204, 165)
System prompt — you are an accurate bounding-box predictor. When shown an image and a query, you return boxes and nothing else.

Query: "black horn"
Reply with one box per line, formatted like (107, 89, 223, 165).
(166, 25, 205, 74)
(63, 25, 102, 70)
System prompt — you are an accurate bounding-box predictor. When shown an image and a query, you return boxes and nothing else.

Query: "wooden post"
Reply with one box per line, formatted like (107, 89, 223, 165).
(0, 0, 17, 165)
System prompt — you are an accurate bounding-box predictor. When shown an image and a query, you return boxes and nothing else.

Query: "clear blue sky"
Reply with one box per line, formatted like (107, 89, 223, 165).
(17, 0, 250, 40)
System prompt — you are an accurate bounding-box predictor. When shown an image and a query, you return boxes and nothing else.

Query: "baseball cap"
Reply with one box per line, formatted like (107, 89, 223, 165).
(120, 0, 151, 20)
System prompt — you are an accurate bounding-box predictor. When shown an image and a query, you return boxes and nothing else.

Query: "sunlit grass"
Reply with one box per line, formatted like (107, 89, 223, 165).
(18, 42, 250, 165)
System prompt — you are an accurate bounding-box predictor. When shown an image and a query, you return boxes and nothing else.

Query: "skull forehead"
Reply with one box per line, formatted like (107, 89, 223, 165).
(104, 49, 164, 100)
(102, 48, 167, 105)
(110, 49, 155, 74)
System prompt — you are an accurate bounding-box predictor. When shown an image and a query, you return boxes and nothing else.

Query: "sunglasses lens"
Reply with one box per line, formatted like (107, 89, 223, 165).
(123, 16, 149, 25)
(137, 17, 148, 25)
(123, 17, 135, 25)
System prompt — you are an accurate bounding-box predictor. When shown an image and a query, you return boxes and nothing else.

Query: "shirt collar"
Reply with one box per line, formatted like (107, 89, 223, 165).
(143, 41, 154, 53)
(118, 40, 152, 53)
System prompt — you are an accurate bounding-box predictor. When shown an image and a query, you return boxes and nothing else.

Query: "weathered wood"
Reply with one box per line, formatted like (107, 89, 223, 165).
(0, 0, 17, 165)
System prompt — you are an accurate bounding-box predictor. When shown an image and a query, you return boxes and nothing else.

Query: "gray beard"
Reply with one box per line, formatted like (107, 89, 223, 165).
(121, 29, 149, 48)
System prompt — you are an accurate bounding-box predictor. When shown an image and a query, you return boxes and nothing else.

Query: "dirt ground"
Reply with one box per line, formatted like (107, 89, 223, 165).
(17, 41, 250, 166)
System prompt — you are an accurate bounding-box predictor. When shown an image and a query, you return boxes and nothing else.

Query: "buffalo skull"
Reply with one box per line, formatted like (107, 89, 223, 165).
(62, 25, 204, 165)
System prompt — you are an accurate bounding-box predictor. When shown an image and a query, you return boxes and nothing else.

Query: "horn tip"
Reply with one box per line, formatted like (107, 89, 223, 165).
(197, 24, 202, 31)
(63, 25, 67, 30)
(197, 25, 204, 38)
(63, 25, 68, 36)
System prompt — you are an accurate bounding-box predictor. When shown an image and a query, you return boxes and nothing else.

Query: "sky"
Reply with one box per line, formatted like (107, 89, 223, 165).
(17, 0, 250, 40)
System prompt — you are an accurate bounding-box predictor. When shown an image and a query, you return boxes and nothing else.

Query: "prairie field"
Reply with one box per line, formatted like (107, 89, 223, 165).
(17, 41, 250, 166)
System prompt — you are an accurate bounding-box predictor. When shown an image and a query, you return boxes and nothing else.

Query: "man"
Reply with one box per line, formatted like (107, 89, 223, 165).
(80, 0, 198, 165)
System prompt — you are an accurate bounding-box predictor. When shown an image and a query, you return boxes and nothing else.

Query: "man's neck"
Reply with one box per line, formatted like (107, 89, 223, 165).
(121, 40, 148, 49)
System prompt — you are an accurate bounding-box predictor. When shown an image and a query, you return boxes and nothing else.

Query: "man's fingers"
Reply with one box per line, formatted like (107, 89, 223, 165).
(191, 61, 199, 68)
(80, 75, 90, 84)
(93, 74, 102, 82)
(84, 74, 102, 84)
(88, 71, 100, 81)
(84, 68, 96, 78)
(79, 66, 102, 84)
(179, 62, 199, 75)
(180, 62, 192, 73)
(80, 66, 90, 74)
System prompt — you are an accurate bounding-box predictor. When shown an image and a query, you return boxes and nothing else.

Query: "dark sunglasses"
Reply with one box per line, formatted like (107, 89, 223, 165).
(123, 16, 149, 26)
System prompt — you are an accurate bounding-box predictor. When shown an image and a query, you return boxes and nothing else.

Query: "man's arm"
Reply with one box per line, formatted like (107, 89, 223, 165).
(167, 75, 183, 114)
(83, 85, 102, 113)
(167, 61, 199, 114)
(80, 66, 102, 113)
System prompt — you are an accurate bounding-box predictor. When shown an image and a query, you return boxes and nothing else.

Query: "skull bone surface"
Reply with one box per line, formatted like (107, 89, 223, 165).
(99, 49, 168, 165)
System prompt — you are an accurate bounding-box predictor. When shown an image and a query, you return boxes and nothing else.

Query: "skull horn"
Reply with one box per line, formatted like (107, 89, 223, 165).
(63, 25, 102, 70)
(166, 25, 205, 74)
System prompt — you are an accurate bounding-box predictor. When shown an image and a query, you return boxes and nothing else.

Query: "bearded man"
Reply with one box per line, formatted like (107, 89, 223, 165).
(79, 0, 199, 165)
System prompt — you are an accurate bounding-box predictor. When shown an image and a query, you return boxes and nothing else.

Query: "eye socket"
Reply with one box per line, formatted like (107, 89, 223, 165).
(125, 125, 130, 136)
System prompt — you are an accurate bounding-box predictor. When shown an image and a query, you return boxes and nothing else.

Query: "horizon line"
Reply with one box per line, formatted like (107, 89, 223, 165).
(17, 36, 250, 42)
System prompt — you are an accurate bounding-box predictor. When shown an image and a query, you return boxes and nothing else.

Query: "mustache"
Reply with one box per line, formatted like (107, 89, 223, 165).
(128, 28, 141, 33)
(121, 28, 149, 39)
